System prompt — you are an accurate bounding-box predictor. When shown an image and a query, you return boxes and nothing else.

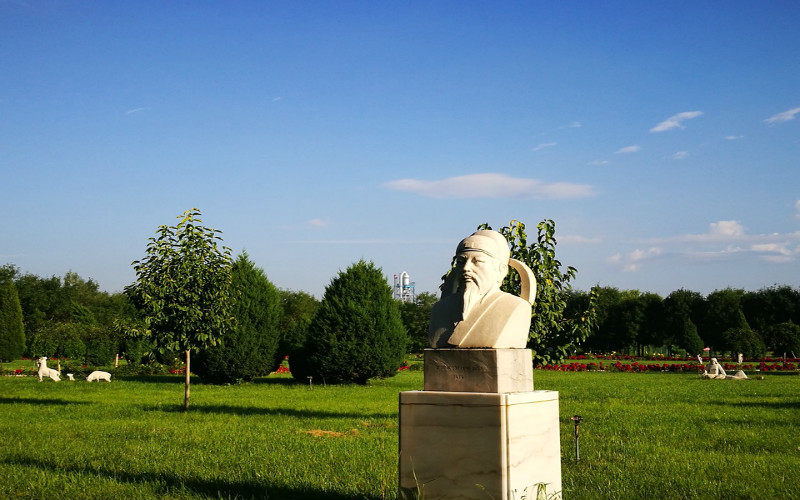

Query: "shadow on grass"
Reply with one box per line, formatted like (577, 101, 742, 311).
(0, 396, 89, 406)
(114, 375, 188, 384)
(3, 456, 374, 500)
(719, 400, 800, 410)
(115, 375, 300, 386)
(143, 403, 396, 420)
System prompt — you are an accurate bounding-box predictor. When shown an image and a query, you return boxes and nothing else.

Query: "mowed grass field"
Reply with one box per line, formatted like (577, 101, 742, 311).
(1, 368, 798, 500)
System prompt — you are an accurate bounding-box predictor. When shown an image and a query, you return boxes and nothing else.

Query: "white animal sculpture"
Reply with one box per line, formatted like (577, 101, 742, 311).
(36, 357, 61, 382)
(66, 373, 75, 381)
(86, 370, 112, 382)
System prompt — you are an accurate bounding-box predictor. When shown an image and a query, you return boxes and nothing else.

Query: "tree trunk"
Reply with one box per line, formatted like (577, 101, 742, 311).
(184, 349, 191, 411)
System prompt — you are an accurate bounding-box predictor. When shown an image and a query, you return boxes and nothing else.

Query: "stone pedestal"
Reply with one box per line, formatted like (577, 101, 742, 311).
(423, 348, 533, 393)
(399, 390, 562, 500)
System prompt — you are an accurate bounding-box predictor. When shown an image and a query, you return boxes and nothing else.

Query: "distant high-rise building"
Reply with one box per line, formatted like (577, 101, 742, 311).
(392, 271, 416, 303)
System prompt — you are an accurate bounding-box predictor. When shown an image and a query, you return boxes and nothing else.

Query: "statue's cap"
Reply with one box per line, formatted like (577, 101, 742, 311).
(456, 230, 511, 262)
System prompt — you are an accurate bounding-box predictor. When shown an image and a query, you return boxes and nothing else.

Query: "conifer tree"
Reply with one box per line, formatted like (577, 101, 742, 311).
(195, 251, 282, 383)
(0, 279, 25, 362)
(297, 260, 406, 384)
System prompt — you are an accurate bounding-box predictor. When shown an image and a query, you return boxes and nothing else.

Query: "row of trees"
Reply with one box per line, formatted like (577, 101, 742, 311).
(581, 285, 800, 359)
(2, 210, 798, 407)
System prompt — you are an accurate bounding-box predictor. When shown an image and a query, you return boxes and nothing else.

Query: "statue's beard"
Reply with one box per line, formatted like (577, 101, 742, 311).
(458, 276, 484, 320)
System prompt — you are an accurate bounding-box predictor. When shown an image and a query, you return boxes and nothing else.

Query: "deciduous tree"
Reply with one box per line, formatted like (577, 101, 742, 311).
(478, 220, 598, 365)
(125, 208, 234, 409)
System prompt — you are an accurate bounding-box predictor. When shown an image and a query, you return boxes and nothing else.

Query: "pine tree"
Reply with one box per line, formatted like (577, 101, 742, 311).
(297, 260, 406, 384)
(0, 279, 25, 362)
(195, 252, 282, 383)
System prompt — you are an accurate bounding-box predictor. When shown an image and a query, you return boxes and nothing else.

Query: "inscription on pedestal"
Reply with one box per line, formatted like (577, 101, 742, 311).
(423, 348, 533, 393)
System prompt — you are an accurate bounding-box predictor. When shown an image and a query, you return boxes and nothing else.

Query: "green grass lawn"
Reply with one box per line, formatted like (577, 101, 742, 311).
(1, 369, 798, 499)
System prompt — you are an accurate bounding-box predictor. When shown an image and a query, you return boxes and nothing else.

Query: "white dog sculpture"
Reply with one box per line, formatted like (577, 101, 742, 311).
(86, 371, 112, 382)
(36, 357, 61, 382)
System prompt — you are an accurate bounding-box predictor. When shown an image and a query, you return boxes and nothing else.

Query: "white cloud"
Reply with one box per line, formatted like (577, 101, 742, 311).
(650, 111, 703, 133)
(631, 219, 800, 265)
(795, 200, 800, 219)
(532, 142, 557, 152)
(672, 151, 689, 160)
(384, 173, 596, 199)
(608, 247, 662, 272)
(724, 135, 744, 140)
(307, 218, 330, 228)
(589, 160, 610, 166)
(615, 145, 641, 154)
(708, 220, 745, 238)
(125, 107, 150, 115)
(764, 107, 800, 124)
(558, 121, 582, 129)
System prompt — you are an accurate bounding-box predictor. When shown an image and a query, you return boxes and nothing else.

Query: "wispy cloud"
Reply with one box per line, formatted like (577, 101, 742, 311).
(532, 142, 557, 152)
(764, 107, 800, 124)
(384, 173, 596, 200)
(124, 107, 150, 115)
(610, 215, 800, 272)
(724, 135, 744, 140)
(589, 160, 610, 166)
(650, 111, 703, 133)
(671, 151, 689, 160)
(615, 145, 641, 154)
(558, 121, 582, 129)
(307, 218, 330, 228)
(608, 248, 662, 272)
(795, 200, 800, 219)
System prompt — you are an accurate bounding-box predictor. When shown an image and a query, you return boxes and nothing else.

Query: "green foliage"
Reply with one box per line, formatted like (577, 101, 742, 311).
(26, 322, 86, 359)
(702, 288, 749, 349)
(741, 285, 800, 333)
(125, 208, 235, 355)
(399, 292, 437, 353)
(125, 208, 235, 408)
(766, 321, 800, 357)
(83, 326, 119, 366)
(0, 279, 25, 362)
(195, 251, 283, 383)
(724, 327, 766, 359)
(478, 220, 598, 365)
(278, 289, 319, 359)
(297, 260, 406, 384)
(674, 316, 704, 354)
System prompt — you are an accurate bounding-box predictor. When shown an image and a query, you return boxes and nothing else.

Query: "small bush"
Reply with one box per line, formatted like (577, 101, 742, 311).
(725, 327, 767, 359)
(767, 321, 800, 357)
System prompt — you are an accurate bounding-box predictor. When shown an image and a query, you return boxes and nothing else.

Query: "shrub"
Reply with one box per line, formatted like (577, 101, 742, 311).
(295, 260, 406, 384)
(194, 252, 282, 383)
(767, 321, 800, 357)
(725, 327, 767, 360)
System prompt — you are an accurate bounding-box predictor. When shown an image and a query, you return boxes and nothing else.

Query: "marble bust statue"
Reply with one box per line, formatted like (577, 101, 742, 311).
(428, 230, 536, 349)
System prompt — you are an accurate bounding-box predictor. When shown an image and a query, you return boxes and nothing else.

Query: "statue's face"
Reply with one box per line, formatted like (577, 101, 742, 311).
(456, 251, 502, 294)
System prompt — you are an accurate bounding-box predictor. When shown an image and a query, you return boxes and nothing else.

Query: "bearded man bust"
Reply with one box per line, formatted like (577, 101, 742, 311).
(428, 230, 536, 349)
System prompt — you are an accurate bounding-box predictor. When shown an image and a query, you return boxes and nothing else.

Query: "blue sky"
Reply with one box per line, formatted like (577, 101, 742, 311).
(2, 1, 798, 298)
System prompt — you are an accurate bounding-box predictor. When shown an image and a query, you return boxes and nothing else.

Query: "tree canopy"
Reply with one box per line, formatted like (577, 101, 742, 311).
(125, 208, 234, 409)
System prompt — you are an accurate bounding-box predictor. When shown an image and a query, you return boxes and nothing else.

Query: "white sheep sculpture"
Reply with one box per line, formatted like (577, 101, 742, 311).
(36, 357, 61, 382)
(86, 371, 112, 382)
